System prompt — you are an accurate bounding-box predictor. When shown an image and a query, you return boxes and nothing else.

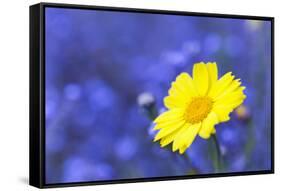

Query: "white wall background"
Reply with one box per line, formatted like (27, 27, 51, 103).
(0, 0, 278, 190)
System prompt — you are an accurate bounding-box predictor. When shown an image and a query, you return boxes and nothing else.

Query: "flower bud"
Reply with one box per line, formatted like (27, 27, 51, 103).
(137, 92, 155, 108)
(235, 105, 251, 122)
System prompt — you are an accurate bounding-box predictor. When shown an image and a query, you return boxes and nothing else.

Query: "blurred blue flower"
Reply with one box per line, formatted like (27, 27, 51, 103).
(182, 40, 201, 55)
(46, 126, 67, 153)
(87, 80, 117, 112)
(94, 163, 115, 180)
(64, 83, 82, 101)
(218, 122, 246, 149)
(115, 137, 138, 161)
(46, 86, 59, 120)
(161, 51, 186, 66)
(62, 157, 94, 182)
(230, 156, 246, 172)
(147, 123, 157, 138)
(204, 33, 222, 54)
(62, 156, 115, 182)
(72, 106, 96, 128)
(46, 8, 74, 41)
(225, 35, 245, 57)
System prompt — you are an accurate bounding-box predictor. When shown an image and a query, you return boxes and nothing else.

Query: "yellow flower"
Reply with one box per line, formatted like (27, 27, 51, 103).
(153, 62, 246, 154)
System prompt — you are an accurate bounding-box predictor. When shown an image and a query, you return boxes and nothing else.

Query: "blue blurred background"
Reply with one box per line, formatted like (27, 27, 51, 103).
(45, 7, 272, 184)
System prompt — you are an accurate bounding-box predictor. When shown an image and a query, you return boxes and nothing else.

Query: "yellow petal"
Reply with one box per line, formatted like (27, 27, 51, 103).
(215, 79, 242, 100)
(172, 123, 190, 152)
(176, 72, 198, 97)
(193, 62, 209, 96)
(164, 73, 198, 109)
(172, 122, 201, 153)
(154, 117, 184, 130)
(160, 125, 185, 147)
(154, 108, 185, 123)
(163, 96, 178, 109)
(208, 72, 234, 99)
(164, 95, 188, 109)
(222, 98, 245, 109)
(154, 120, 186, 141)
(214, 88, 246, 108)
(178, 122, 201, 152)
(179, 145, 187, 154)
(172, 75, 189, 96)
(168, 82, 188, 100)
(168, 73, 197, 98)
(213, 85, 246, 122)
(206, 62, 218, 88)
(212, 106, 233, 122)
(198, 112, 218, 139)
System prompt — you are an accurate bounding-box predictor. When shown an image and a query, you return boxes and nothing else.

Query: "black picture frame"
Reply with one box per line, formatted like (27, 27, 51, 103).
(29, 2, 275, 189)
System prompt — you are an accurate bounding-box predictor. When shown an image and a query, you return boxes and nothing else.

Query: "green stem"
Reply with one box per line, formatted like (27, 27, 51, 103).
(143, 104, 158, 121)
(211, 134, 224, 173)
(244, 118, 255, 168)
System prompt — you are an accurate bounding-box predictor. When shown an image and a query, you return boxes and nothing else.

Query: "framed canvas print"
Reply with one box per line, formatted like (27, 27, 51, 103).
(29, 2, 274, 188)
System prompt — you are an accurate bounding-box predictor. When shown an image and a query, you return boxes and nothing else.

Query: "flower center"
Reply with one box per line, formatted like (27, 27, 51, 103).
(185, 96, 213, 124)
